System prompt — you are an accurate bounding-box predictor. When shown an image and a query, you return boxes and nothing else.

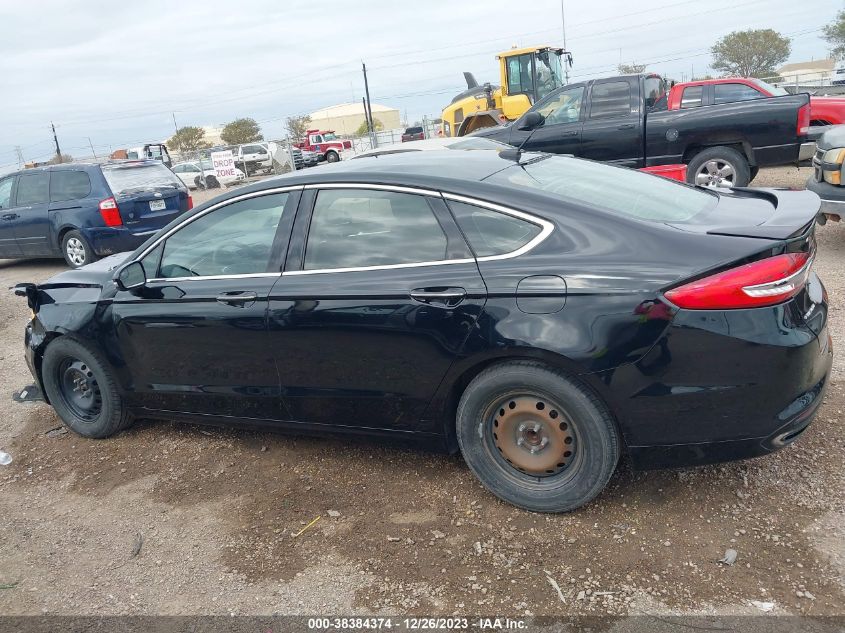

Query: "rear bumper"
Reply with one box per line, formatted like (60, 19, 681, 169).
(604, 280, 832, 469)
(83, 226, 162, 256)
(806, 177, 845, 215)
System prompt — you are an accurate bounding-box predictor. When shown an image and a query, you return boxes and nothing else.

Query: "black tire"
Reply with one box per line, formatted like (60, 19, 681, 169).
(41, 337, 132, 439)
(61, 230, 98, 269)
(206, 175, 220, 189)
(456, 361, 620, 513)
(749, 166, 759, 183)
(325, 151, 339, 163)
(686, 146, 750, 188)
(194, 176, 206, 190)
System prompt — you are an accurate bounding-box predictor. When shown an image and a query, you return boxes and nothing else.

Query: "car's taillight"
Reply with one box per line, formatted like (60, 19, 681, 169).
(797, 102, 810, 136)
(665, 251, 813, 309)
(98, 197, 122, 227)
(187, 195, 193, 210)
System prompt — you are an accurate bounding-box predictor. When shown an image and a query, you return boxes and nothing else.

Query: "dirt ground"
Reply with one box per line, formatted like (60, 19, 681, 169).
(0, 166, 843, 618)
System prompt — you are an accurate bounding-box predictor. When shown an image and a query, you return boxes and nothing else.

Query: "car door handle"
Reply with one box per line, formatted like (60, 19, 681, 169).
(617, 123, 635, 130)
(410, 287, 466, 307)
(1, 213, 18, 221)
(561, 130, 578, 136)
(216, 291, 257, 306)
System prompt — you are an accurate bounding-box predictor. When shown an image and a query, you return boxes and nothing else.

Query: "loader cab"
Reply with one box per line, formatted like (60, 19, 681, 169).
(499, 47, 568, 119)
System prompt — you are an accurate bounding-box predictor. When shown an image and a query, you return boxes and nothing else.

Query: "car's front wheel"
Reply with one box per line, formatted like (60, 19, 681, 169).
(41, 337, 133, 438)
(325, 151, 339, 163)
(61, 230, 97, 268)
(456, 361, 620, 512)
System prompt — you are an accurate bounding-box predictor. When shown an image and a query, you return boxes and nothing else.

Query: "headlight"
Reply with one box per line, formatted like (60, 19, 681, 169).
(821, 148, 845, 185)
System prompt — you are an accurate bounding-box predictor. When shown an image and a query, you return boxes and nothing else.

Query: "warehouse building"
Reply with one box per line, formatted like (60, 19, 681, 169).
(308, 102, 401, 136)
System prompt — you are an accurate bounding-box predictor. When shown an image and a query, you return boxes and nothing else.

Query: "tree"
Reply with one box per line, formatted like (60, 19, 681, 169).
(822, 9, 845, 61)
(618, 62, 647, 74)
(285, 115, 312, 142)
(220, 118, 263, 145)
(711, 29, 791, 78)
(167, 126, 210, 153)
(354, 117, 384, 136)
(47, 153, 73, 165)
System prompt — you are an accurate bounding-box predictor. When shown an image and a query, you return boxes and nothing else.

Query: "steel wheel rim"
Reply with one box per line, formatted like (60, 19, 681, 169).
(695, 159, 736, 187)
(57, 358, 102, 422)
(66, 238, 86, 266)
(488, 394, 578, 478)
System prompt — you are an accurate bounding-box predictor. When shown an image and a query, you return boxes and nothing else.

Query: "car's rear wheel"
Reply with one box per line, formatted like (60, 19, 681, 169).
(325, 151, 339, 163)
(61, 230, 97, 268)
(456, 361, 620, 512)
(687, 146, 750, 188)
(194, 176, 206, 190)
(41, 337, 132, 438)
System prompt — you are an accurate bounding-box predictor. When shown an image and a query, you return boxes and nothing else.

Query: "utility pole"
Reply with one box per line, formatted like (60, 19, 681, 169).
(171, 112, 181, 154)
(87, 137, 96, 159)
(14, 146, 24, 168)
(560, 0, 569, 83)
(51, 122, 62, 161)
(362, 61, 377, 148)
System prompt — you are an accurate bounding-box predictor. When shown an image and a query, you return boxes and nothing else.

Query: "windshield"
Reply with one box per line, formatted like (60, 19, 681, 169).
(322, 133, 338, 141)
(535, 50, 564, 100)
(102, 163, 182, 194)
(750, 78, 789, 96)
(487, 155, 718, 223)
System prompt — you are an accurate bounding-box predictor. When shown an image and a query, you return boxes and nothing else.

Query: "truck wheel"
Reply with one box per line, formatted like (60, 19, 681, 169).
(62, 230, 98, 268)
(456, 361, 620, 513)
(41, 337, 133, 438)
(687, 147, 750, 188)
(206, 176, 220, 189)
(749, 166, 759, 182)
(325, 151, 339, 163)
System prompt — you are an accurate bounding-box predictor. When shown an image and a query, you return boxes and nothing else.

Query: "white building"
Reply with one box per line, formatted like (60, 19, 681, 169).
(308, 103, 401, 136)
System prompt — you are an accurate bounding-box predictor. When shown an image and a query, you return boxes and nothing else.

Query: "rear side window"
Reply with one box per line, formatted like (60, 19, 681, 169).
(0, 177, 13, 209)
(713, 83, 764, 104)
(489, 155, 717, 223)
(304, 189, 448, 271)
(50, 171, 92, 202)
(589, 81, 631, 119)
(448, 201, 541, 257)
(102, 163, 181, 195)
(680, 86, 704, 109)
(16, 173, 50, 205)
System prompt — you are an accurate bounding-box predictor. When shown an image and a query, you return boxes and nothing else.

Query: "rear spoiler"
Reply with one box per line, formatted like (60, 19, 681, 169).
(705, 187, 822, 240)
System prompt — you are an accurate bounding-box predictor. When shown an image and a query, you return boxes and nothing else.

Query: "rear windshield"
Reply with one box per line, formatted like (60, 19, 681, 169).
(487, 156, 717, 223)
(405, 127, 423, 134)
(102, 163, 182, 194)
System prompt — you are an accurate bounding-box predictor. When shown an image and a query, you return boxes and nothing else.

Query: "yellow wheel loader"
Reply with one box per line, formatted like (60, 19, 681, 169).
(441, 46, 572, 137)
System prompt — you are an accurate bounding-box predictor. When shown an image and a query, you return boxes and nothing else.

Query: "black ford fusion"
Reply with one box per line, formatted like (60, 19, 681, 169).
(16, 150, 831, 512)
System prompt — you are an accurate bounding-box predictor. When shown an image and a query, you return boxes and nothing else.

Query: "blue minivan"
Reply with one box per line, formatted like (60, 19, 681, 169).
(0, 160, 192, 268)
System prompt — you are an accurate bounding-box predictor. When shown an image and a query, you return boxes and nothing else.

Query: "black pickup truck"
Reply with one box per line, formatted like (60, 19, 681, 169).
(473, 74, 812, 187)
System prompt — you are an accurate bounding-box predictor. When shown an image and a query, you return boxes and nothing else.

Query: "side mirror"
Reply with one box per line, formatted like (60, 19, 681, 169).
(115, 261, 146, 291)
(517, 111, 545, 131)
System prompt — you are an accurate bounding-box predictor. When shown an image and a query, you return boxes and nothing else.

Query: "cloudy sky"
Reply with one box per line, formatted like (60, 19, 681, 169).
(0, 0, 838, 171)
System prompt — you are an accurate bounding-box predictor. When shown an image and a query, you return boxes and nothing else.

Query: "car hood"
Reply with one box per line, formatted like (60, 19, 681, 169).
(39, 252, 132, 289)
(816, 124, 845, 151)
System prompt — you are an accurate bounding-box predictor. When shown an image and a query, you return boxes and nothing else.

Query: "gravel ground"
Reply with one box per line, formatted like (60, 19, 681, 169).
(0, 166, 842, 618)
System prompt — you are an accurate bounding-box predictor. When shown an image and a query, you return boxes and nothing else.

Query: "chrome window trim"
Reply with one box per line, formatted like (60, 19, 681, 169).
(133, 185, 303, 263)
(147, 272, 281, 284)
(283, 258, 475, 276)
(303, 182, 442, 197)
(441, 193, 554, 262)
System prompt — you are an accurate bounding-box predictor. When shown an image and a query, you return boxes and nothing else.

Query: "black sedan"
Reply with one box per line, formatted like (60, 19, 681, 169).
(16, 151, 832, 512)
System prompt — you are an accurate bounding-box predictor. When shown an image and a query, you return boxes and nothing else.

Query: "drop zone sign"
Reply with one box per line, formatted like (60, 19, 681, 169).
(211, 150, 237, 180)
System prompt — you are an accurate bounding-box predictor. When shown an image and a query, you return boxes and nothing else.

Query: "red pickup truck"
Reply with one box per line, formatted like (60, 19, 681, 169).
(663, 77, 845, 126)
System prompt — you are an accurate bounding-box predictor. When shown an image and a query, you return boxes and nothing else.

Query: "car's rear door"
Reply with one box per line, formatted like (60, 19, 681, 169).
(0, 175, 23, 258)
(267, 185, 487, 433)
(109, 187, 301, 419)
(9, 171, 52, 256)
(101, 163, 189, 234)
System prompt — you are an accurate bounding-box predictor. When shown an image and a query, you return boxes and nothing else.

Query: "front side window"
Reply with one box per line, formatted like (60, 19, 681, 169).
(155, 192, 288, 278)
(589, 81, 632, 119)
(304, 189, 448, 271)
(50, 170, 91, 202)
(16, 173, 50, 205)
(536, 86, 585, 125)
(713, 83, 764, 104)
(681, 86, 704, 109)
(448, 201, 542, 257)
(0, 177, 13, 209)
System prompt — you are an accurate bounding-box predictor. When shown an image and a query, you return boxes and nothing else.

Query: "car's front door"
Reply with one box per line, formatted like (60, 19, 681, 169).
(511, 84, 586, 155)
(268, 186, 487, 433)
(109, 188, 300, 420)
(0, 175, 23, 258)
(9, 171, 52, 256)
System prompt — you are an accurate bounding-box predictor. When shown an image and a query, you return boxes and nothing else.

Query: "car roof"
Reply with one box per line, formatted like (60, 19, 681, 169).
(4, 159, 164, 177)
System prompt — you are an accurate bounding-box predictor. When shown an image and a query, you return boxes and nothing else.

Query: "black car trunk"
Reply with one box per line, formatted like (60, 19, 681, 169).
(101, 162, 189, 232)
